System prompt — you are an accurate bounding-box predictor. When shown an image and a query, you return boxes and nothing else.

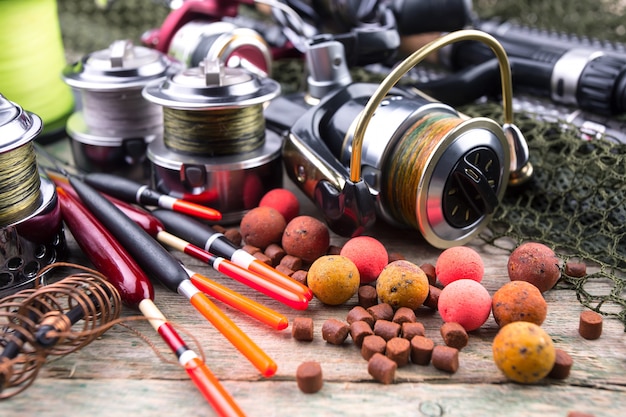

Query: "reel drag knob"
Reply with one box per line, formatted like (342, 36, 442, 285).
(445, 147, 501, 228)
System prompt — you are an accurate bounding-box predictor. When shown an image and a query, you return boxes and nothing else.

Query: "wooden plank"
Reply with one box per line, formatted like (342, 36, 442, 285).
(3, 379, 625, 417)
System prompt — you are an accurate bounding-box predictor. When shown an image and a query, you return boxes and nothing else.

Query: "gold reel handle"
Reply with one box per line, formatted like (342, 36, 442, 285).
(349, 29, 531, 184)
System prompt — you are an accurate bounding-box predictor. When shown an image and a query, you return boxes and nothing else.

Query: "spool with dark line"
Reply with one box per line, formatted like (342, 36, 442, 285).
(143, 55, 282, 223)
(62, 40, 179, 181)
(0, 94, 67, 298)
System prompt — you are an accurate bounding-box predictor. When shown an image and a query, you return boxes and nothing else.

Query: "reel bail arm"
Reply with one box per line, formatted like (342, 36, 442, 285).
(350, 29, 533, 187)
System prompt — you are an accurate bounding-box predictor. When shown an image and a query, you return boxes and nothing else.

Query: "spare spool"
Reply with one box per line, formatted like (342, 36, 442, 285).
(143, 58, 283, 223)
(0, 94, 67, 297)
(62, 40, 179, 181)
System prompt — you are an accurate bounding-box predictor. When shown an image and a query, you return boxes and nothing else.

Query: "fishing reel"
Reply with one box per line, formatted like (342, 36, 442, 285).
(268, 30, 533, 248)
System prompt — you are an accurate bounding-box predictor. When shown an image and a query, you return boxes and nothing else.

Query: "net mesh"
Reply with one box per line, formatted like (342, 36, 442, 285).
(466, 103, 626, 327)
(55, 0, 626, 327)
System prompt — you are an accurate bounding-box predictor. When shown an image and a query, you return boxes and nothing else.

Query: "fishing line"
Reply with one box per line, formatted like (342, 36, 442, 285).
(384, 111, 465, 228)
(0, 143, 41, 226)
(163, 104, 266, 155)
(0, 0, 74, 138)
(79, 89, 163, 137)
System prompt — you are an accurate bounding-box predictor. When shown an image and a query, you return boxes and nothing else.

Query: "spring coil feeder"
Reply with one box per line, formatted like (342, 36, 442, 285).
(281, 30, 533, 248)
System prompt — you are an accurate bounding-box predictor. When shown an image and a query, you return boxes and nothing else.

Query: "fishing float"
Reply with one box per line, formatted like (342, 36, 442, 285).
(66, 176, 277, 378)
(52, 175, 290, 329)
(55, 187, 247, 416)
(151, 209, 314, 302)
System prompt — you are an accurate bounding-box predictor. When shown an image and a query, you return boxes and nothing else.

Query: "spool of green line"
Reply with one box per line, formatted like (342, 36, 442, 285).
(0, 0, 74, 138)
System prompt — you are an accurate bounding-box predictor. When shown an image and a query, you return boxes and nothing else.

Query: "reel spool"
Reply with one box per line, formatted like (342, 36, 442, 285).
(0, 95, 67, 298)
(143, 55, 282, 224)
(62, 40, 179, 181)
(281, 30, 533, 248)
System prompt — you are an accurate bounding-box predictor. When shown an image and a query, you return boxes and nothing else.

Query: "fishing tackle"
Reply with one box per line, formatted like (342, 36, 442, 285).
(141, 0, 274, 73)
(0, 0, 73, 140)
(266, 30, 533, 248)
(68, 176, 278, 377)
(0, 265, 121, 399)
(0, 95, 67, 298)
(151, 209, 313, 302)
(62, 40, 179, 181)
(53, 182, 249, 415)
(142, 52, 283, 223)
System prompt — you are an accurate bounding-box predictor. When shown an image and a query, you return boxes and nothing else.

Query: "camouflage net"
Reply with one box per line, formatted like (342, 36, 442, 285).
(56, 0, 626, 327)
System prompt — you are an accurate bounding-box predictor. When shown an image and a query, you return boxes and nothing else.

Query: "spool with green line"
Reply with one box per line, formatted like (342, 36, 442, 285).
(0, 0, 74, 141)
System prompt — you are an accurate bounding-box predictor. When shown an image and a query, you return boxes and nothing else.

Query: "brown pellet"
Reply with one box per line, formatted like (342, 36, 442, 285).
(367, 303, 394, 322)
(388, 252, 406, 263)
(322, 318, 350, 345)
(275, 264, 294, 276)
(292, 317, 314, 341)
(224, 228, 242, 246)
(242, 244, 261, 254)
(386, 337, 411, 367)
(361, 334, 386, 360)
(296, 361, 323, 393)
(327, 245, 342, 255)
(280, 254, 303, 271)
(346, 306, 375, 327)
(401, 321, 425, 341)
(367, 352, 397, 384)
(350, 320, 374, 347)
(440, 322, 468, 350)
(358, 285, 378, 309)
(548, 348, 574, 380)
(431, 345, 459, 373)
(579, 310, 603, 340)
(253, 251, 272, 265)
(423, 285, 441, 310)
(264, 243, 286, 265)
(566, 412, 595, 417)
(419, 262, 437, 286)
(392, 307, 416, 325)
(374, 319, 401, 341)
(212, 224, 227, 234)
(564, 261, 586, 277)
(291, 269, 308, 286)
(410, 335, 434, 365)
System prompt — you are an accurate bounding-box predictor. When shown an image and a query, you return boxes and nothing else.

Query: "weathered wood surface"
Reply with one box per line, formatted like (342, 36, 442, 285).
(2, 141, 624, 417)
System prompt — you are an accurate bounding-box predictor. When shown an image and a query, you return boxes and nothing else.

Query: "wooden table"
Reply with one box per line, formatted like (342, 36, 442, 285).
(2, 138, 624, 417)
